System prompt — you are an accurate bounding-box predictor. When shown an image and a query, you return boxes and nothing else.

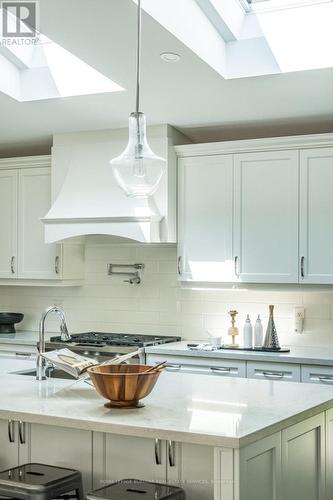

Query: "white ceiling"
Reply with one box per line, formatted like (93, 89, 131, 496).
(0, 0, 333, 156)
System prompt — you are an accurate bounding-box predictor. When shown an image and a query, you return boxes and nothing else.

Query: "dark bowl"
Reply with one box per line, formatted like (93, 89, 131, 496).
(0, 313, 24, 333)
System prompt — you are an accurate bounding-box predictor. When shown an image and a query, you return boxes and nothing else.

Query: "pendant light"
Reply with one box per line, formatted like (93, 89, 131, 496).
(110, 0, 166, 198)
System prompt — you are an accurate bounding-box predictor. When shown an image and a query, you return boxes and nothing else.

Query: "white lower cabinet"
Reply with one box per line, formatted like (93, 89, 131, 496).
(28, 423, 93, 493)
(0, 420, 19, 470)
(282, 414, 325, 500)
(93, 433, 214, 500)
(301, 364, 333, 385)
(240, 432, 282, 500)
(246, 361, 301, 382)
(239, 414, 325, 500)
(326, 408, 333, 499)
(168, 442, 214, 500)
(147, 354, 246, 378)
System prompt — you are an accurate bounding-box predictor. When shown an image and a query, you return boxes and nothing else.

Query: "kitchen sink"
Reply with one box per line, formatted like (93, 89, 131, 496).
(11, 367, 76, 380)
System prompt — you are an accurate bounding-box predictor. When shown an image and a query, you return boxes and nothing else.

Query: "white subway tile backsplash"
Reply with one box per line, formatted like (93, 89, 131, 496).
(0, 243, 333, 347)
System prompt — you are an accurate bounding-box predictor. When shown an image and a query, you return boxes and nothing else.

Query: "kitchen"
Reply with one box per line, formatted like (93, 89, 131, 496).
(1, 0, 333, 499)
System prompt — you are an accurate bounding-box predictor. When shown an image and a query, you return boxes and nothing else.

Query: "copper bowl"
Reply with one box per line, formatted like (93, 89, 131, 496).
(87, 364, 161, 409)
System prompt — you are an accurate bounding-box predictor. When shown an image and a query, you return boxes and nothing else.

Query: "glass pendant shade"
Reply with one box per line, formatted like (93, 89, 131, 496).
(110, 112, 166, 198)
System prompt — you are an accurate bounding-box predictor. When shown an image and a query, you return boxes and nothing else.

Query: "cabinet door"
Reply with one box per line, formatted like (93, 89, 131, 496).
(18, 168, 60, 279)
(282, 414, 325, 500)
(240, 432, 281, 500)
(103, 434, 166, 484)
(326, 409, 333, 499)
(0, 170, 17, 279)
(0, 420, 19, 470)
(178, 155, 233, 282)
(300, 148, 333, 284)
(28, 423, 93, 493)
(167, 442, 214, 500)
(234, 151, 299, 283)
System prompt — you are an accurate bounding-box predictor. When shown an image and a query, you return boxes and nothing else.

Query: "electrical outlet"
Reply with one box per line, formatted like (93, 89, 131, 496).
(295, 306, 305, 320)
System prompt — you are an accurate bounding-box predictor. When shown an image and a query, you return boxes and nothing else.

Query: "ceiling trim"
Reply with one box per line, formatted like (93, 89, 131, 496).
(175, 133, 333, 156)
(0, 155, 51, 169)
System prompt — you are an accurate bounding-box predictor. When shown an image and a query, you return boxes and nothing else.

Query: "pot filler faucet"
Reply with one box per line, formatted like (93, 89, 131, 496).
(37, 305, 71, 381)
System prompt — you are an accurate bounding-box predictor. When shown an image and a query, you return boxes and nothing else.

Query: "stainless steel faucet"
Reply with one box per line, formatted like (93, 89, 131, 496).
(37, 305, 71, 381)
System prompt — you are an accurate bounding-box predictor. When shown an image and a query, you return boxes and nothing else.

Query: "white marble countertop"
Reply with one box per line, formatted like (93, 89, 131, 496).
(1, 358, 333, 448)
(145, 341, 333, 366)
(0, 331, 49, 346)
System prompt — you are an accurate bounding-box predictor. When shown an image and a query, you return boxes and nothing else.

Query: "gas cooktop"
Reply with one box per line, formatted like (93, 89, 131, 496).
(49, 332, 180, 348)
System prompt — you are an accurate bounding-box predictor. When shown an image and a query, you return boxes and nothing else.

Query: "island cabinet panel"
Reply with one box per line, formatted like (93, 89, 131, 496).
(239, 433, 282, 500)
(281, 413, 325, 500)
(234, 150, 299, 284)
(167, 442, 214, 500)
(102, 434, 167, 484)
(28, 424, 93, 493)
(0, 420, 19, 470)
(177, 155, 234, 283)
(299, 148, 333, 284)
(326, 409, 333, 498)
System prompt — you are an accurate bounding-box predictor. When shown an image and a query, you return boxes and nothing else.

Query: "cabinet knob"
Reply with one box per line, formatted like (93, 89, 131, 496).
(10, 256, 15, 274)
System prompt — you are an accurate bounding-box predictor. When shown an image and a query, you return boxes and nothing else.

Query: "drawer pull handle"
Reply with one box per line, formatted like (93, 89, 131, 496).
(177, 256, 182, 276)
(210, 367, 231, 373)
(10, 256, 15, 274)
(168, 440, 176, 467)
(8, 420, 15, 443)
(165, 364, 182, 371)
(19, 421, 26, 444)
(262, 371, 285, 378)
(234, 256, 240, 278)
(55, 256, 60, 275)
(300, 256, 305, 279)
(154, 439, 162, 465)
(318, 376, 333, 383)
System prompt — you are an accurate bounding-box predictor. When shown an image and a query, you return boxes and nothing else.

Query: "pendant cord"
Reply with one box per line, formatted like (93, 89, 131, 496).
(135, 0, 141, 114)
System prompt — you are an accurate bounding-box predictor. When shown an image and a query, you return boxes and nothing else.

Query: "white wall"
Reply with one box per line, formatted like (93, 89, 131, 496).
(0, 242, 333, 348)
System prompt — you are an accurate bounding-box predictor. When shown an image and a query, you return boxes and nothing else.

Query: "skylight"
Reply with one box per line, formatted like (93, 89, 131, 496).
(0, 8, 124, 102)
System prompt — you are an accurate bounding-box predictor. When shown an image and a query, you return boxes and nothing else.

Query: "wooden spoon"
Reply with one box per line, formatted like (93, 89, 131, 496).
(143, 361, 168, 373)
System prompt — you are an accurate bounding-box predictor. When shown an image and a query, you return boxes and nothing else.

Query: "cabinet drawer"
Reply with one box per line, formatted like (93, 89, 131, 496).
(146, 354, 246, 378)
(247, 361, 301, 382)
(301, 365, 333, 385)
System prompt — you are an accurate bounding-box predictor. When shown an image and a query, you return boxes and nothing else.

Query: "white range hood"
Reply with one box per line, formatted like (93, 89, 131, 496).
(42, 126, 189, 243)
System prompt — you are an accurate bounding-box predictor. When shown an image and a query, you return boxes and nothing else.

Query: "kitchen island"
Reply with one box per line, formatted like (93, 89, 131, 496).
(0, 358, 332, 500)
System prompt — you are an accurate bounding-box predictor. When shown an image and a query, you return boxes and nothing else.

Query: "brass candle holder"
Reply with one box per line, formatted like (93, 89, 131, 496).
(226, 310, 239, 347)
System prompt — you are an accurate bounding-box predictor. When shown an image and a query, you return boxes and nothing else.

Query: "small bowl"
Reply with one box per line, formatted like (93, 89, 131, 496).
(0, 313, 24, 334)
(87, 364, 161, 409)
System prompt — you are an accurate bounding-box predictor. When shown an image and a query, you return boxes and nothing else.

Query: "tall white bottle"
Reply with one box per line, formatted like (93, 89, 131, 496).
(254, 315, 264, 347)
(243, 315, 253, 348)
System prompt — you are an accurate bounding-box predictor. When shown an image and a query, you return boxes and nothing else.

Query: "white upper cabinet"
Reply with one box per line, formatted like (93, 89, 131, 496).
(0, 171, 18, 279)
(234, 150, 299, 283)
(18, 167, 60, 279)
(0, 156, 84, 285)
(178, 155, 233, 282)
(300, 148, 333, 284)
